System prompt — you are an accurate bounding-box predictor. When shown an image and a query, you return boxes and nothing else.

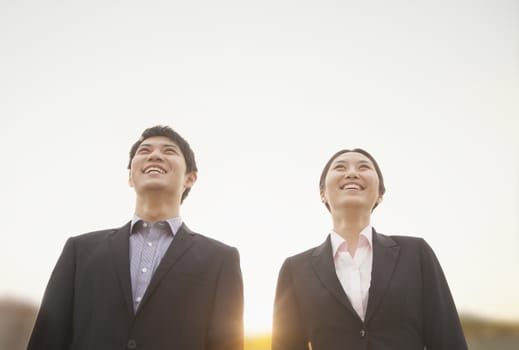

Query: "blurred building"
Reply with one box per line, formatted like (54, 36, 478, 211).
(1, 298, 518, 350)
(0, 299, 37, 350)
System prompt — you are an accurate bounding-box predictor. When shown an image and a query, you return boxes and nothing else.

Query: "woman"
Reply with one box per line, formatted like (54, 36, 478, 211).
(272, 149, 467, 350)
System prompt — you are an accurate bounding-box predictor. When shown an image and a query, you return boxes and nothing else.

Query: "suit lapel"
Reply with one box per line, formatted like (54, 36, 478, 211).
(109, 222, 134, 318)
(137, 223, 195, 312)
(365, 229, 400, 323)
(311, 235, 360, 320)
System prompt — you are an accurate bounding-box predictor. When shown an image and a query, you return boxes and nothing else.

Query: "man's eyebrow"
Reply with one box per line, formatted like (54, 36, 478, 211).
(138, 143, 178, 148)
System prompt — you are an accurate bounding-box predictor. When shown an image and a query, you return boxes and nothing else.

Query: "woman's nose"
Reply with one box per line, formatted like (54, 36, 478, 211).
(345, 168, 359, 178)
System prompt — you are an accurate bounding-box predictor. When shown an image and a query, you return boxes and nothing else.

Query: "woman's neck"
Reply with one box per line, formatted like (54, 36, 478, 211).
(331, 210, 371, 242)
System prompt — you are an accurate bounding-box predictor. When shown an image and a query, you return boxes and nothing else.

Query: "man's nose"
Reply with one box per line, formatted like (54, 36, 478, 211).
(147, 148, 164, 160)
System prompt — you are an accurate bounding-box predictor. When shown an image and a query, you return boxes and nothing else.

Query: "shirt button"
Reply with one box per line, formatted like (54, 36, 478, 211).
(136, 296, 142, 302)
(127, 339, 137, 349)
(147, 242, 153, 247)
(360, 329, 367, 337)
(141, 267, 148, 273)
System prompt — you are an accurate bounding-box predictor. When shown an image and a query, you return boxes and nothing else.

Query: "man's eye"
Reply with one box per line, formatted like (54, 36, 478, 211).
(137, 148, 150, 154)
(334, 165, 345, 170)
(164, 148, 177, 154)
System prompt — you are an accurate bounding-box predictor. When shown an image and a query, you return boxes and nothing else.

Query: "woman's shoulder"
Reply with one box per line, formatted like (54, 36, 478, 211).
(374, 231, 430, 248)
(382, 232, 424, 242)
(375, 231, 440, 260)
(283, 237, 331, 264)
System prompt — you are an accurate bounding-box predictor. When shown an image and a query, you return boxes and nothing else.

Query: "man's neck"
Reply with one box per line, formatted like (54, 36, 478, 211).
(134, 195, 180, 223)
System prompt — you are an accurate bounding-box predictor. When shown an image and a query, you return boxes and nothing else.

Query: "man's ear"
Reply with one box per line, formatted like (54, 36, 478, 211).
(184, 171, 197, 190)
(128, 171, 134, 188)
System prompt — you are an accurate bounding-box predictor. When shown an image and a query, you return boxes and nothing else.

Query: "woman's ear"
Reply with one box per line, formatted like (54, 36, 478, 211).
(320, 190, 327, 204)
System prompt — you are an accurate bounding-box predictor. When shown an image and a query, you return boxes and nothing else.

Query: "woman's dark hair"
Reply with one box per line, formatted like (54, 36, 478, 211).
(319, 148, 385, 211)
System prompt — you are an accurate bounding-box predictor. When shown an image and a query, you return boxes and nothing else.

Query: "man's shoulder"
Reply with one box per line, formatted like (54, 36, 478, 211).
(180, 224, 237, 253)
(70, 222, 131, 243)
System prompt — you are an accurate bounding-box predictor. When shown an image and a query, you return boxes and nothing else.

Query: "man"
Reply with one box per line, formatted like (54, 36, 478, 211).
(27, 125, 244, 350)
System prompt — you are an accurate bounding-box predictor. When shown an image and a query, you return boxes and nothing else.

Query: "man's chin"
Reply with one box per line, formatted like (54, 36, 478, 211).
(136, 183, 175, 193)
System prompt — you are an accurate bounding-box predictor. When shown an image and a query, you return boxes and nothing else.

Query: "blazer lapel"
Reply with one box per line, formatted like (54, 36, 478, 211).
(137, 223, 195, 312)
(311, 235, 360, 320)
(109, 222, 134, 318)
(365, 229, 400, 323)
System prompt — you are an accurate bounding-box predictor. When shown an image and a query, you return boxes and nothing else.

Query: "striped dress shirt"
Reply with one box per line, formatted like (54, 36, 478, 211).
(129, 215, 183, 312)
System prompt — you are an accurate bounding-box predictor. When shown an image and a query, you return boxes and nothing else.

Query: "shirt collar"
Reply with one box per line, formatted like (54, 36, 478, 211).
(330, 224, 373, 258)
(130, 214, 183, 236)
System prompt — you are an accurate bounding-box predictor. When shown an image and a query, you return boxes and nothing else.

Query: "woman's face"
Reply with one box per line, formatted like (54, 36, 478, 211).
(321, 152, 382, 214)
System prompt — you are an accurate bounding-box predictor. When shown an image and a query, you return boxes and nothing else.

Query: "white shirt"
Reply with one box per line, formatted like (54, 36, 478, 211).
(330, 225, 373, 321)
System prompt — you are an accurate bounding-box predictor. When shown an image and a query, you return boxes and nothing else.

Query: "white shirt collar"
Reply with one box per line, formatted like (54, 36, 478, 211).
(330, 224, 373, 258)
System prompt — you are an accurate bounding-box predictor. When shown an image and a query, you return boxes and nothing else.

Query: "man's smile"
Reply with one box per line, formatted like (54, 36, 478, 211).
(143, 166, 167, 174)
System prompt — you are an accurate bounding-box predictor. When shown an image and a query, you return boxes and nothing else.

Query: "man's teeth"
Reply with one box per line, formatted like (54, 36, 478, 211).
(344, 184, 360, 190)
(145, 167, 165, 174)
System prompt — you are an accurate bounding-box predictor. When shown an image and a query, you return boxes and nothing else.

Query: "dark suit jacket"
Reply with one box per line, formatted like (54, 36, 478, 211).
(272, 229, 467, 350)
(27, 222, 244, 350)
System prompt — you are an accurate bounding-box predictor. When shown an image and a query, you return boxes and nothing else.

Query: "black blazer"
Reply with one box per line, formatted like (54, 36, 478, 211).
(27, 222, 244, 350)
(272, 229, 467, 350)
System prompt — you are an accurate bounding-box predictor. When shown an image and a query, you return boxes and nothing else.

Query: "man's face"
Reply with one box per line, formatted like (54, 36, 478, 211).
(129, 136, 196, 200)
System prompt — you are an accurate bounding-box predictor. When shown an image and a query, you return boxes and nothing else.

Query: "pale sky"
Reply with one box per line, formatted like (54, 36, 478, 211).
(1, 0, 518, 335)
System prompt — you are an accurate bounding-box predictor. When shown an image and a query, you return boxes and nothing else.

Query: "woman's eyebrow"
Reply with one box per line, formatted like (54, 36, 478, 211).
(332, 159, 371, 166)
